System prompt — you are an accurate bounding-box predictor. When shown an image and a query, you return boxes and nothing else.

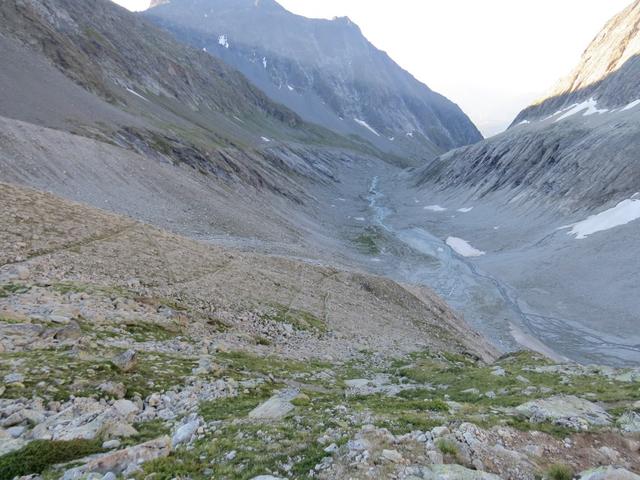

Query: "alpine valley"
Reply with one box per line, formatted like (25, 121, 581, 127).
(0, 1, 639, 479)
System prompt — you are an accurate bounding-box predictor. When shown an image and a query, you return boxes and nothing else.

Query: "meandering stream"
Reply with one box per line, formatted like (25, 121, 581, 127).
(366, 176, 640, 366)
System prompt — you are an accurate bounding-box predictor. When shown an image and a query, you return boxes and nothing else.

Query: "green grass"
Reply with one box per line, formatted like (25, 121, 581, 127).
(121, 420, 170, 447)
(264, 305, 326, 334)
(0, 283, 30, 298)
(353, 231, 380, 255)
(123, 322, 176, 342)
(0, 349, 196, 401)
(436, 438, 459, 456)
(0, 440, 103, 479)
(199, 385, 275, 421)
(545, 463, 574, 480)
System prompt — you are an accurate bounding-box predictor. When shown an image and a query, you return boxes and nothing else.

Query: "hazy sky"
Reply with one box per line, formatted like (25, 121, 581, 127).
(114, 0, 630, 136)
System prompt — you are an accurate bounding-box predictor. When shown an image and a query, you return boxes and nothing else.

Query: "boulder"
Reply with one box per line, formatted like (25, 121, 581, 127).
(579, 467, 640, 480)
(515, 395, 611, 429)
(172, 420, 200, 448)
(248, 389, 298, 420)
(62, 436, 171, 477)
(617, 411, 640, 433)
(405, 464, 501, 480)
(4, 372, 25, 384)
(112, 399, 139, 421)
(380, 449, 403, 463)
(54, 321, 82, 341)
(111, 350, 137, 372)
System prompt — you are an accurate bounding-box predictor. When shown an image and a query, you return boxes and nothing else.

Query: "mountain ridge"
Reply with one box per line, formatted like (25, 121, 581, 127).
(513, 0, 640, 124)
(143, 0, 483, 161)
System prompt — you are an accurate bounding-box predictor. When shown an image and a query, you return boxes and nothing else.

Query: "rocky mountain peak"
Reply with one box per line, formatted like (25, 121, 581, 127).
(550, 0, 640, 98)
(513, 0, 640, 123)
(144, 0, 482, 161)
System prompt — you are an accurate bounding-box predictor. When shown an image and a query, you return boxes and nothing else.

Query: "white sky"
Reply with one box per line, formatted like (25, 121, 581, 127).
(114, 0, 631, 136)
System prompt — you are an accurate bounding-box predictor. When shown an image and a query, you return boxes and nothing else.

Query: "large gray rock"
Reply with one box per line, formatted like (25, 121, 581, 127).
(62, 436, 171, 478)
(29, 397, 138, 441)
(248, 389, 298, 420)
(171, 419, 200, 448)
(617, 411, 640, 433)
(404, 464, 501, 480)
(515, 395, 611, 430)
(111, 349, 137, 372)
(579, 467, 640, 480)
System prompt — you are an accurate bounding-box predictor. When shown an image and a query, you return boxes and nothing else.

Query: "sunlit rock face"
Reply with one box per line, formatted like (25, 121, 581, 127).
(514, 0, 640, 124)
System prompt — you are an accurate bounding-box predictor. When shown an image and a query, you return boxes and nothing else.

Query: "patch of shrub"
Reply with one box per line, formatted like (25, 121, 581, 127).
(545, 463, 574, 480)
(0, 439, 103, 479)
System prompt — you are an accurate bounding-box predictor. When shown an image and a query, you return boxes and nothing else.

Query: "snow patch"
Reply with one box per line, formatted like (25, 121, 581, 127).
(406, 131, 414, 137)
(424, 205, 447, 212)
(517, 120, 530, 125)
(262, 57, 268, 69)
(218, 35, 229, 49)
(354, 118, 380, 137)
(446, 237, 485, 257)
(622, 99, 640, 111)
(287, 84, 294, 91)
(554, 98, 607, 122)
(354, 217, 365, 221)
(560, 198, 640, 239)
(260, 136, 271, 142)
(457, 207, 474, 213)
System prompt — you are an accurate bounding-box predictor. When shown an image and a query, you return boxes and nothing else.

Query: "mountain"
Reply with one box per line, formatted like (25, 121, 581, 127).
(143, 0, 482, 160)
(514, 0, 640, 124)
(0, 0, 397, 240)
(398, 1, 640, 366)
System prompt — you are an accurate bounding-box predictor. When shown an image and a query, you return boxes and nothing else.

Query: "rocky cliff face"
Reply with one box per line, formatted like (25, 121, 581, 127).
(0, 0, 300, 125)
(415, 0, 640, 213)
(514, 0, 640, 124)
(144, 0, 482, 160)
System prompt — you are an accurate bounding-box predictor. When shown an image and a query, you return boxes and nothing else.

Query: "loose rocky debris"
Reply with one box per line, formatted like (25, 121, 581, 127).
(1, 185, 639, 479)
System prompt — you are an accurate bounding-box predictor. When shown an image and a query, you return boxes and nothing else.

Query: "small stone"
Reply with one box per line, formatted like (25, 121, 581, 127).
(431, 426, 450, 437)
(324, 443, 338, 453)
(380, 449, 403, 463)
(4, 373, 24, 384)
(103, 439, 121, 449)
(491, 366, 506, 376)
(225, 450, 237, 461)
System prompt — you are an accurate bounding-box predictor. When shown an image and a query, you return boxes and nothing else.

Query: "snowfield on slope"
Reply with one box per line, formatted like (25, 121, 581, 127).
(354, 118, 380, 136)
(554, 98, 608, 122)
(446, 236, 486, 257)
(561, 197, 640, 239)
